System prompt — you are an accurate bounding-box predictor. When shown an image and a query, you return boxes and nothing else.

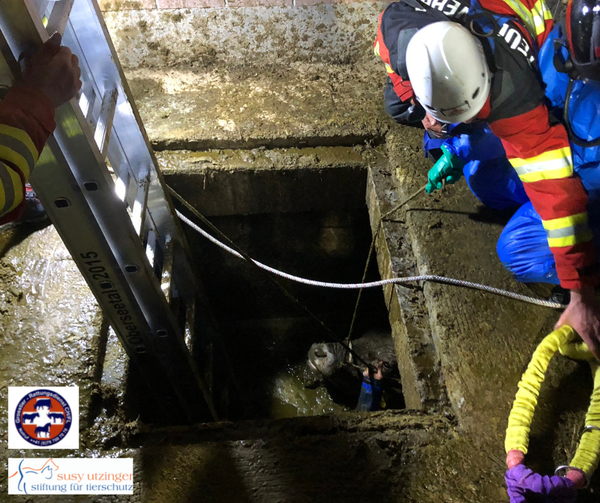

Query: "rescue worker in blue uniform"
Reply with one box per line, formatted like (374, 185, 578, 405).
(376, 0, 600, 357)
(497, 5, 600, 288)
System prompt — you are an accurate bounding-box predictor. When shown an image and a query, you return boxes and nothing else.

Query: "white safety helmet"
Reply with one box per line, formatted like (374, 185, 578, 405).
(406, 21, 491, 124)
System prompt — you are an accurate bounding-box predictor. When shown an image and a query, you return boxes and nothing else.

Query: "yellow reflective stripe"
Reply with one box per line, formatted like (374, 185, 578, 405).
(0, 160, 22, 215)
(548, 232, 594, 248)
(501, 0, 551, 37)
(0, 144, 31, 178)
(510, 147, 572, 168)
(543, 212, 594, 247)
(515, 161, 573, 182)
(502, 0, 537, 36)
(374, 41, 380, 57)
(511, 147, 573, 182)
(534, 0, 553, 22)
(531, 0, 552, 35)
(542, 212, 588, 231)
(385, 63, 394, 75)
(517, 167, 572, 183)
(0, 124, 39, 164)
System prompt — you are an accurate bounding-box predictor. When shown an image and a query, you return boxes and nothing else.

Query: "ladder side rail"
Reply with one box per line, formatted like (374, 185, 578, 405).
(66, 0, 199, 301)
(0, 1, 215, 421)
(145, 173, 198, 300)
(5, 0, 196, 349)
(31, 141, 203, 423)
(50, 106, 216, 420)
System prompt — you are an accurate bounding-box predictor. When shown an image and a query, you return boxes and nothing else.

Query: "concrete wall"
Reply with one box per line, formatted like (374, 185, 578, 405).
(102, 3, 385, 69)
(100, 0, 381, 11)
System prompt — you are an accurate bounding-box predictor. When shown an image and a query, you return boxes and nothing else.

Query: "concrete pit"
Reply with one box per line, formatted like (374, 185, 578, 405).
(164, 149, 403, 420)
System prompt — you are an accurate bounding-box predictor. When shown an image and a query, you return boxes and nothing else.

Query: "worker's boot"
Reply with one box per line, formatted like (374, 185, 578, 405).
(0, 184, 48, 232)
(20, 184, 47, 224)
(549, 286, 570, 305)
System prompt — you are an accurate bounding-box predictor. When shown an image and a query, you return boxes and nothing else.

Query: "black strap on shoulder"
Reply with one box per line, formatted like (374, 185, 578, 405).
(402, 0, 452, 20)
(396, 0, 450, 79)
(396, 28, 419, 79)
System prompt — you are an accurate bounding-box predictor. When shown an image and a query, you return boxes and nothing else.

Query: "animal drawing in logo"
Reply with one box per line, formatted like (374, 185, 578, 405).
(8, 459, 59, 494)
(15, 390, 72, 446)
(34, 422, 51, 439)
(21, 412, 39, 424)
(49, 412, 65, 424)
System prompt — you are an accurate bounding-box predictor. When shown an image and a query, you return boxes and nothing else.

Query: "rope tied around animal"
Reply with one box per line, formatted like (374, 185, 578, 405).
(504, 326, 600, 502)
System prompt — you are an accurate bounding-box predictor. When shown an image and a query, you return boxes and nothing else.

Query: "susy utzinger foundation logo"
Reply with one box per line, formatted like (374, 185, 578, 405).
(7, 458, 134, 495)
(8, 387, 79, 449)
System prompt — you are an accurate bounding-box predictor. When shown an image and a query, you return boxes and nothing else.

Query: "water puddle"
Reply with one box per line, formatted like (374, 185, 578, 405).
(268, 362, 349, 419)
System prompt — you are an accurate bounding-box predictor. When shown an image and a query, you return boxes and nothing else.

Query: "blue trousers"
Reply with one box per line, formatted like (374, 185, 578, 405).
(495, 164, 600, 284)
(424, 131, 595, 285)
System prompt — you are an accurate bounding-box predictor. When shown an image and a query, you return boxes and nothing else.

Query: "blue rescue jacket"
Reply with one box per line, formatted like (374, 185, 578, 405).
(538, 24, 600, 192)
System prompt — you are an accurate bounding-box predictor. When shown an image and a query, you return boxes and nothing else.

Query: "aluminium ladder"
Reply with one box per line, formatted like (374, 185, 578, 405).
(0, 0, 217, 423)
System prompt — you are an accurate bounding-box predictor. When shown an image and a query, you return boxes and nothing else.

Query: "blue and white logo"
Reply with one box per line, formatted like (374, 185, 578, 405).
(9, 387, 79, 449)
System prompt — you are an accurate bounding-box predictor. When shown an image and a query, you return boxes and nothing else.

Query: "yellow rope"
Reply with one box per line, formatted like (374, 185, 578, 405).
(505, 326, 576, 455)
(559, 341, 596, 361)
(505, 325, 600, 480)
(570, 361, 600, 477)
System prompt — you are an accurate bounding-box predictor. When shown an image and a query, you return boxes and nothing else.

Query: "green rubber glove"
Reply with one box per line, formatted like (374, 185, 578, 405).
(425, 144, 465, 194)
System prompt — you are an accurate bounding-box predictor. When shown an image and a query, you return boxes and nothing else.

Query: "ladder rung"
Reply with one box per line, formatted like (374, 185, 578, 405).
(145, 228, 156, 269)
(93, 86, 118, 158)
(131, 168, 150, 234)
(45, 0, 73, 36)
(115, 169, 129, 203)
(117, 167, 138, 209)
(160, 234, 174, 302)
(78, 81, 95, 120)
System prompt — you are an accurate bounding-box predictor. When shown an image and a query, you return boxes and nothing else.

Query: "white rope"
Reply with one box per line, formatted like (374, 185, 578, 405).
(177, 210, 565, 310)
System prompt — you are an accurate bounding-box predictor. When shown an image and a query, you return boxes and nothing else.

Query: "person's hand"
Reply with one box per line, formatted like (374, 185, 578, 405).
(363, 361, 384, 380)
(422, 111, 446, 138)
(425, 144, 465, 194)
(555, 285, 600, 361)
(21, 32, 82, 108)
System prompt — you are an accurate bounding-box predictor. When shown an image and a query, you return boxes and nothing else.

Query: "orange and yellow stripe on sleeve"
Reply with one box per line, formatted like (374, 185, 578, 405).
(490, 104, 598, 289)
(510, 147, 573, 183)
(542, 212, 594, 248)
(0, 83, 55, 222)
(481, 0, 553, 47)
(505, 134, 594, 250)
(0, 124, 39, 216)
